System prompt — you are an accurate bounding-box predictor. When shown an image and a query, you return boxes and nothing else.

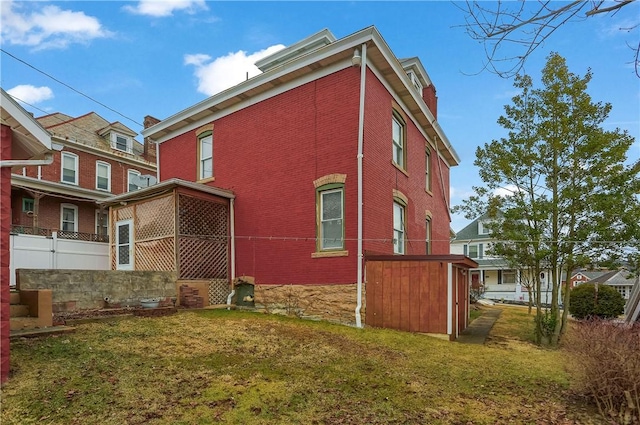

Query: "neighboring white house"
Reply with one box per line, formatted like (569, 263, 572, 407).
(451, 215, 554, 303)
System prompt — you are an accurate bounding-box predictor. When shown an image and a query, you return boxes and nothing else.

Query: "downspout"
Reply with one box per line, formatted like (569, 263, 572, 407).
(227, 198, 236, 309)
(0, 152, 54, 168)
(355, 42, 367, 328)
(155, 141, 160, 182)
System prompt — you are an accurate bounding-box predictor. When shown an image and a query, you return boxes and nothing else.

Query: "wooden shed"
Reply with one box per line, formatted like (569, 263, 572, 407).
(101, 178, 235, 305)
(365, 254, 478, 340)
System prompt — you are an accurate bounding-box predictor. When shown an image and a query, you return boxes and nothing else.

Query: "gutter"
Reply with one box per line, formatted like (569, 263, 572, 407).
(0, 152, 54, 168)
(355, 42, 367, 328)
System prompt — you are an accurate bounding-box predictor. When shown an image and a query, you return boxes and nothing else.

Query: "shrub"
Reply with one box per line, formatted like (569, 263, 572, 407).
(565, 320, 640, 423)
(569, 283, 625, 320)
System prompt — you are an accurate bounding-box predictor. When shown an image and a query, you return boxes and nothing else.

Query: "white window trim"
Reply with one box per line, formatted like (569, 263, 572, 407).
(467, 244, 480, 259)
(393, 201, 405, 255)
(392, 114, 405, 169)
(96, 161, 111, 192)
(111, 132, 133, 154)
(60, 203, 78, 232)
(425, 217, 431, 254)
(407, 70, 423, 93)
(128, 169, 141, 192)
(199, 133, 213, 180)
(61, 152, 79, 185)
(425, 149, 431, 192)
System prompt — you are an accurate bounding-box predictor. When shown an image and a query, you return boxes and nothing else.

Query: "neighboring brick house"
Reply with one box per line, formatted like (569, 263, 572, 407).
(139, 27, 461, 323)
(1, 87, 52, 383)
(571, 269, 636, 300)
(10, 111, 156, 242)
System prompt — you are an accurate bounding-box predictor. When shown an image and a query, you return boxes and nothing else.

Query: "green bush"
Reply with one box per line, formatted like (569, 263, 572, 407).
(569, 283, 625, 320)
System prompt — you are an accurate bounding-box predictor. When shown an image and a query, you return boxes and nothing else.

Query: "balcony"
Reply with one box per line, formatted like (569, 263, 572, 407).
(10, 225, 109, 243)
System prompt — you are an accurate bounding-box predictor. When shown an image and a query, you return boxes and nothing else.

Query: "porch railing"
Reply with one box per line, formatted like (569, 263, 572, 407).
(10, 225, 109, 243)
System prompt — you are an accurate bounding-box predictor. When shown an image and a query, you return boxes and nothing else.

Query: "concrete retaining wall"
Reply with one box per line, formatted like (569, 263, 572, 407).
(16, 269, 177, 312)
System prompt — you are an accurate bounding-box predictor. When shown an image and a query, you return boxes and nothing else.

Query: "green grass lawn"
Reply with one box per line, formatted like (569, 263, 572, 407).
(0, 307, 601, 424)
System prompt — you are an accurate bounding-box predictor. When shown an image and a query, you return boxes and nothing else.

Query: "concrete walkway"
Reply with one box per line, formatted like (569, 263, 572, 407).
(456, 308, 502, 344)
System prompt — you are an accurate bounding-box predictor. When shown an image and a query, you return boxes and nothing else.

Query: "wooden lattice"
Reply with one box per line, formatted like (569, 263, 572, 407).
(179, 237, 227, 279)
(135, 195, 175, 241)
(177, 194, 229, 280)
(110, 245, 116, 270)
(178, 195, 227, 236)
(135, 238, 176, 271)
(209, 278, 231, 305)
(117, 206, 134, 221)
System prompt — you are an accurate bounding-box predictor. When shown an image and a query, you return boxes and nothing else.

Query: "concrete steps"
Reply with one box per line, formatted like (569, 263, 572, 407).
(10, 317, 40, 331)
(9, 290, 40, 331)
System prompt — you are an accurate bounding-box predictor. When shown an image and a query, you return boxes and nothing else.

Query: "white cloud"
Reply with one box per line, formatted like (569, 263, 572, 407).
(185, 45, 286, 96)
(124, 0, 208, 17)
(0, 0, 111, 49)
(7, 85, 54, 105)
(450, 186, 475, 200)
(493, 184, 522, 197)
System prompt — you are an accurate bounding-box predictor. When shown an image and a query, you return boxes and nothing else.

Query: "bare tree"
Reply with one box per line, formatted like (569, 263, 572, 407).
(458, 1, 639, 78)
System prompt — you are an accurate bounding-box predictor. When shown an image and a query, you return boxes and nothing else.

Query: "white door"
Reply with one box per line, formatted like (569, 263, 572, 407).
(116, 219, 133, 270)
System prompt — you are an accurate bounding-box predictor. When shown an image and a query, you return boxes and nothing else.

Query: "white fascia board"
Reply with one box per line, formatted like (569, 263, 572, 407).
(143, 28, 377, 142)
(53, 136, 156, 170)
(1, 88, 52, 150)
(11, 174, 111, 200)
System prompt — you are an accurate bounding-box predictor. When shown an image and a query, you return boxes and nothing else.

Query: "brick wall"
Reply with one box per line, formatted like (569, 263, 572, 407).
(22, 147, 154, 195)
(1, 124, 12, 383)
(159, 65, 452, 286)
(362, 69, 451, 255)
(16, 269, 177, 312)
(161, 68, 362, 285)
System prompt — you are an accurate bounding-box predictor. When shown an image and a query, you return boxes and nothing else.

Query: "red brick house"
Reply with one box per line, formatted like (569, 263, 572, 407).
(141, 27, 461, 325)
(10, 112, 156, 242)
(1, 87, 52, 383)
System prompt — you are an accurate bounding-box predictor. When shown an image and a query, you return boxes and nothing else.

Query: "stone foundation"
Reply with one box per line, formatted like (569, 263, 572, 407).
(254, 283, 365, 325)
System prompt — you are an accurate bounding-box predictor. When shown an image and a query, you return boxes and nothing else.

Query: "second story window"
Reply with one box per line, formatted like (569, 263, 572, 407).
(425, 149, 432, 192)
(61, 152, 78, 185)
(96, 161, 111, 192)
(22, 198, 34, 213)
(111, 132, 132, 153)
(128, 169, 141, 192)
(392, 113, 405, 169)
(199, 133, 213, 180)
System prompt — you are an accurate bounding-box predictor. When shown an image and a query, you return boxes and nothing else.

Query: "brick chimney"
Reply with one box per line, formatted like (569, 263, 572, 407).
(422, 84, 438, 120)
(143, 115, 160, 162)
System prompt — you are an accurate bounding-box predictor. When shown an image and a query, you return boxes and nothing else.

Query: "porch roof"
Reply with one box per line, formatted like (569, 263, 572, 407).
(100, 178, 235, 207)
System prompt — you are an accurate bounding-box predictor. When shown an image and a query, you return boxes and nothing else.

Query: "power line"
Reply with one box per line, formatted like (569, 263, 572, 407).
(1, 48, 142, 127)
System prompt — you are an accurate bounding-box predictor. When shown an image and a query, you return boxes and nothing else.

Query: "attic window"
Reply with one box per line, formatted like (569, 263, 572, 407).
(407, 70, 423, 93)
(111, 132, 132, 153)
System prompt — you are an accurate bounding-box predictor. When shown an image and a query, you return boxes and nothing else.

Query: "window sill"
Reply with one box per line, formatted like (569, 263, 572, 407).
(61, 181, 78, 186)
(391, 161, 409, 177)
(312, 250, 349, 258)
(197, 176, 216, 184)
(425, 188, 433, 196)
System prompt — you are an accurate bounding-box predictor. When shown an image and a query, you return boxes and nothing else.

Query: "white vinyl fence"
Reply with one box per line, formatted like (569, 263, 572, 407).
(9, 232, 109, 286)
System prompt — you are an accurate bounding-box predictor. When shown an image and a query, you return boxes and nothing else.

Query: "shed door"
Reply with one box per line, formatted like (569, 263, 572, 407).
(116, 219, 133, 270)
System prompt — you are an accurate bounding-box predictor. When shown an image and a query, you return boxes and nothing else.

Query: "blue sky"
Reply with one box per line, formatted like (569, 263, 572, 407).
(2, 1, 639, 232)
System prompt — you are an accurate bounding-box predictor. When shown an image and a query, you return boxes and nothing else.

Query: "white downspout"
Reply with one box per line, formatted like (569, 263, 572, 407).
(447, 263, 453, 337)
(0, 152, 54, 168)
(227, 198, 236, 309)
(155, 141, 160, 182)
(355, 42, 367, 328)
